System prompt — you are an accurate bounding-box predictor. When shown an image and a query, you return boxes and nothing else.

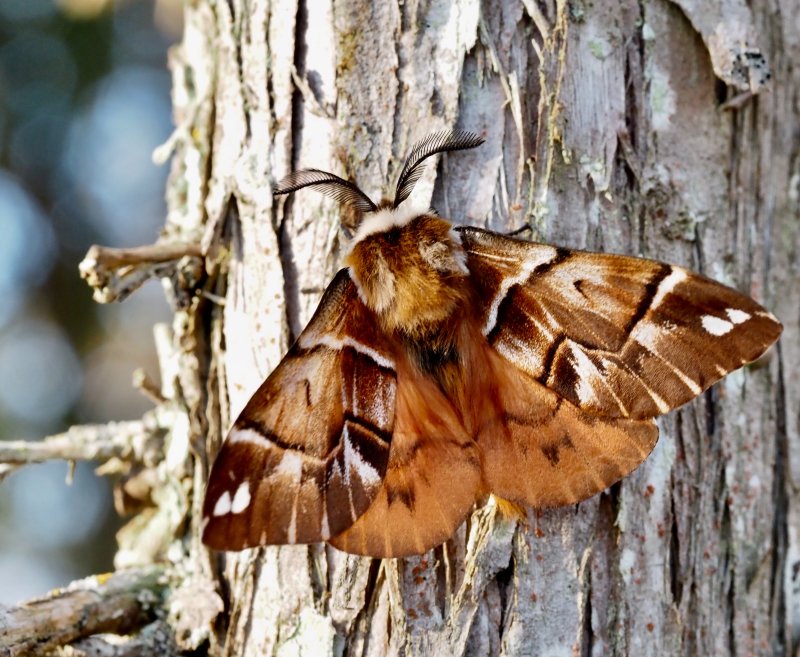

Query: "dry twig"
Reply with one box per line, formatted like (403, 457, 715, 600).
(0, 566, 169, 657)
(79, 243, 203, 304)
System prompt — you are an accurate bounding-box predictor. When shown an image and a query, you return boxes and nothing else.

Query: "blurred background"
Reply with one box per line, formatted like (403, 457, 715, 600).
(0, 0, 182, 604)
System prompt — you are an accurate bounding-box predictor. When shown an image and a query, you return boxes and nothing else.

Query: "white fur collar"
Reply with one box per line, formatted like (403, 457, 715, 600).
(351, 200, 430, 244)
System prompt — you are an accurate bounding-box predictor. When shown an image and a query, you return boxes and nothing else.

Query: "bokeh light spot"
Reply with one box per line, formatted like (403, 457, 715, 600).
(61, 66, 171, 246)
(8, 462, 109, 550)
(0, 318, 83, 426)
(0, 172, 56, 327)
(55, 0, 114, 21)
(0, 0, 57, 22)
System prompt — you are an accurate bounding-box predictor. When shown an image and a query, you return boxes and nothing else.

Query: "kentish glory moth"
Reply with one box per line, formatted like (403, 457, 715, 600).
(202, 130, 782, 558)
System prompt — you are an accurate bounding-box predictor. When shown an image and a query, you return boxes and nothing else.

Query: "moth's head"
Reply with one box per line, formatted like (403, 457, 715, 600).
(273, 130, 484, 324)
(272, 129, 485, 239)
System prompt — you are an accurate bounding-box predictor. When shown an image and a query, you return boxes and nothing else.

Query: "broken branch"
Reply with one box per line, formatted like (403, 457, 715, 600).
(0, 566, 169, 657)
(79, 243, 203, 304)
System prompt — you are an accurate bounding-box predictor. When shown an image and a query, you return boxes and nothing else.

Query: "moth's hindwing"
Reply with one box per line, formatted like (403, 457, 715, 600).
(202, 270, 396, 550)
(329, 363, 482, 558)
(459, 227, 782, 420)
(478, 347, 658, 507)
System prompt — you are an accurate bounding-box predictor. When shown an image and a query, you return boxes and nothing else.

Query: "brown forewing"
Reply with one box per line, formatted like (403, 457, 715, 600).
(459, 227, 782, 420)
(202, 270, 397, 551)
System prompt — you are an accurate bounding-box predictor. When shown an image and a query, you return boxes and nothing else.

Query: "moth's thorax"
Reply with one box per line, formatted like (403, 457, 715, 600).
(346, 208, 469, 336)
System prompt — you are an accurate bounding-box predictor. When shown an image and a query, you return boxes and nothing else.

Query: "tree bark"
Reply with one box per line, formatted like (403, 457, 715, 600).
(175, 1, 796, 654)
(8, 0, 796, 655)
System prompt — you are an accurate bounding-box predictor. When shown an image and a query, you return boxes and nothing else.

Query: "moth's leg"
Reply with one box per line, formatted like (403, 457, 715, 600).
(492, 495, 527, 520)
(505, 224, 533, 238)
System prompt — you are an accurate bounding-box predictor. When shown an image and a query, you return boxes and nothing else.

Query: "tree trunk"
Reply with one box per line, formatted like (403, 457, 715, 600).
(171, 0, 799, 654)
(13, 0, 797, 656)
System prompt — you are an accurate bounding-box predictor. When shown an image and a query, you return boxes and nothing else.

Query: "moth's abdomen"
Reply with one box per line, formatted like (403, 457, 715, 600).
(346, 214, 470, 338)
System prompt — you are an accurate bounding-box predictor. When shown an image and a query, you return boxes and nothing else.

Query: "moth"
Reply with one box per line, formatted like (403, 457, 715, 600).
(202, 130, 782, 558)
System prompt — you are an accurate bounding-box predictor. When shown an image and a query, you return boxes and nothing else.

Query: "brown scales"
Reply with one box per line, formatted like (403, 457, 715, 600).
(201, 130, 782, 558)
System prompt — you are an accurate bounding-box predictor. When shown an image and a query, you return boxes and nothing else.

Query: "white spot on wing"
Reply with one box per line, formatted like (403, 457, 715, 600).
(213, 490, 232, 516)
(726, 308, 750, 324)
(344, 429, 380, 487)
(228, 426, 272, 448)
(570, 345, 600, 406)
(275, 453, 303, 544)
(496, 333, 542, 378)
(230, 482, 251, 514)
(569, 343, 628, 415)
(274, 451, 304, 479)
(320, 508, 331, 540)
(702, 315, 734, 336)
(630, 320, 661, 349)
(651, 268, 687, 308)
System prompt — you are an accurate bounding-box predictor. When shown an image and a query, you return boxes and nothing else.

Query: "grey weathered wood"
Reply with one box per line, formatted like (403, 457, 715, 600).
(155, 0, 795, 654)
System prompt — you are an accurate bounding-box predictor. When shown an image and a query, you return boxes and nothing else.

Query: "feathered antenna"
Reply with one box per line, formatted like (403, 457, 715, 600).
(273, 169, 378, 216)
(393, 130, 485, 207)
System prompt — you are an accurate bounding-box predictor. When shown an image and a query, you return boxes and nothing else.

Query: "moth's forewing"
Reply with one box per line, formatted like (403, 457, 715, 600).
(460, 227, 782, 420)
(202, 271, 396, 550)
